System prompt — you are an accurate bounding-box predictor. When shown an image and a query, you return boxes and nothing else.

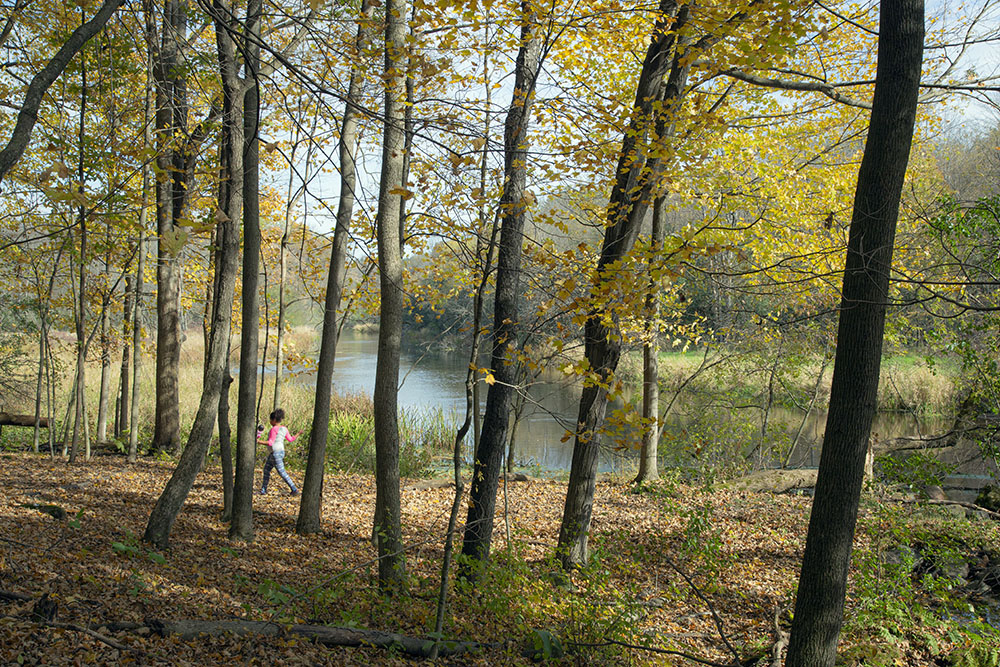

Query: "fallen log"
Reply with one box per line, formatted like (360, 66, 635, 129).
(0, 590, 33, 602)
(0, 412, 49, 428)
(147, 618, 493, 658)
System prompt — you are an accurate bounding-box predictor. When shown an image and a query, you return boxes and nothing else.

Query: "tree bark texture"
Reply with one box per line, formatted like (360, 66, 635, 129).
(115, 275, 133, 438)
(230, 0, 261, 543)
(636, 196, 666, 483)
(129, 230, 146, 461)
(219, 361, 235, 522)
(151, 0, 188, 456)
(785, 1, 923, 664)
(69, 45, 88, 464)
(371, 0, 408, 588)
(96, 273, 111, 444)
(297, 0, 375, 535)
(558, 0, 687, 568)
(461, 3, 543, 570)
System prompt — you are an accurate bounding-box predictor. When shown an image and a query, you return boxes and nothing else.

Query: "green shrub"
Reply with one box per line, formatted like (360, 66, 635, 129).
(875, 451, 956, 489)
(323, 411, 433, 477)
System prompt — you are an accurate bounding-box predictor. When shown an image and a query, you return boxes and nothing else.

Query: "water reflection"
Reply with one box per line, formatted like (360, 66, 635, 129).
(317, 331, 945, 473)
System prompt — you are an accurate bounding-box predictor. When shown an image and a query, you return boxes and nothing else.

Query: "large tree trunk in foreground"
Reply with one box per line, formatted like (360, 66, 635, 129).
(557, 0, 687, 568)
(297, 0, 375, 536)
(371, 0, 408, 588)
(143, 34, 244, 547)
(151, 0, 188, 457)
(785, 1, 923, 664)
(460, 3, 544, 573)
(229, 0, 262, 543)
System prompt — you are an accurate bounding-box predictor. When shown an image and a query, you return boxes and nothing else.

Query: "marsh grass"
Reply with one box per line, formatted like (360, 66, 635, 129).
(617, 349, 961, 417)
(0, 327, 453, 470)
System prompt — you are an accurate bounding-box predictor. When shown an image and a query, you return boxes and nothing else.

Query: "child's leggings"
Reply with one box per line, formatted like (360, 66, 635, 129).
(262, 450, 297, 492)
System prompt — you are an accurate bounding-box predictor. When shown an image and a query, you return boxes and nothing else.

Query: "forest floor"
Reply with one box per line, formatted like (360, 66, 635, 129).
(0, 451, 996, 665)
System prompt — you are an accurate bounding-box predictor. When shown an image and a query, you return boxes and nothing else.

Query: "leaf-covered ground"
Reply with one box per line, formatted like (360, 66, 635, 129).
(0, 452, 984, 665)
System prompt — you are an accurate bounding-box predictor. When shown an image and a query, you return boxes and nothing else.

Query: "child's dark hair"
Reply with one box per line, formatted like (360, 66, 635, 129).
(270, 408, 285, 423)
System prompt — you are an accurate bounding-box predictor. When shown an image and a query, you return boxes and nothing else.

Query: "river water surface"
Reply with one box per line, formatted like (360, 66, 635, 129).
(323, 331, 949, 473)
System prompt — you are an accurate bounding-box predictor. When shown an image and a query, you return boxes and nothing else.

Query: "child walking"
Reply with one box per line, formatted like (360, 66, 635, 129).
(258, 408, 300, 496)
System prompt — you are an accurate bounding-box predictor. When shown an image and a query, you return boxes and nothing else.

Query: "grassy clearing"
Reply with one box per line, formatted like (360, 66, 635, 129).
(615, 348, 962, 417)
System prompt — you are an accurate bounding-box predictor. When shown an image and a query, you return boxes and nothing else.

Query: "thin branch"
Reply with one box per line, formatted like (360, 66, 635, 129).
(46, 621, 145, 655)
(719, 68, 872, 109)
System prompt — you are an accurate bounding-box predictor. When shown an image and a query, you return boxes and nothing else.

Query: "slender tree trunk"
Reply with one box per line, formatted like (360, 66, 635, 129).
(31, 248, 63, 454)
(230, 0, 262, 542)
(130, 37, 152, 463)
(371, 0, 408, 588)
(460, 2, 544, 573)
(129, 231, 146, 461)
(220, 356, 235, 522)
(116, 275, 132, 438)
(636, 196, 666, 483)
(70, 41, 88, 464)
(143, 185, 241, 549)
(558, 0, 688, 568)
(96, 270, 112, 443)
(273, 140, 295, 413)
(786, 1, 923, 663)
(33, 315, 45, 454)
(296, 0, 375, 535)
(203, 229, 215, 371)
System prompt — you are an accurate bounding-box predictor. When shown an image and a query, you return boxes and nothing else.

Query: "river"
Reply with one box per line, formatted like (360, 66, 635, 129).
(324, 331, 948, 474)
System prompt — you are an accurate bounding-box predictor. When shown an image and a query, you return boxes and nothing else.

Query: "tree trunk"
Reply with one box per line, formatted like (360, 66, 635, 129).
(31, 246, 63, 454)
(151, 0, 188, 457)
(785, 1, 923, 663)
(116, 275, 132, 439)
(432, 25, 498, 642)
(143, 195, 240, 548)
(558, 0, 688, 568)
(371, 0, 408, 588)
(636, 196, 666, 483)
(130, 37, 152, 463)
(273, 149, 293, 413)
(460, 3, 544, 573)
(33, 312, 46, 454)
(96, 269, 112, 444)
(69, 43, 88, 464)
(143, 11, 245, 547)
(129, 230, 146, 462)
(230, 0, 262, 543)
(220, 359, 234, 522)
(296, 0, 375, 535)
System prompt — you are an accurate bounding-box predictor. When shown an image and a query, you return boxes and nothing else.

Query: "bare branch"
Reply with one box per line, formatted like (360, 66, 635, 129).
(719, 68, 872, 109)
